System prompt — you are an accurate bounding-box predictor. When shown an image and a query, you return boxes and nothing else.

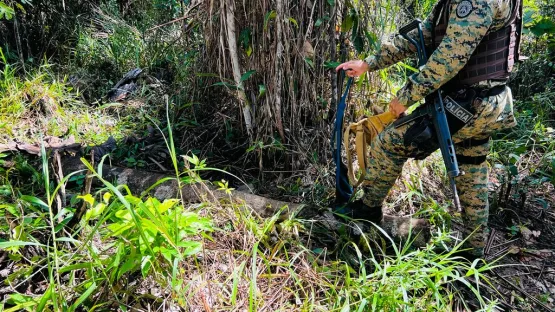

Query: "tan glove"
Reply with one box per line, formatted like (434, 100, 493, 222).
(343, 111, 396, 188)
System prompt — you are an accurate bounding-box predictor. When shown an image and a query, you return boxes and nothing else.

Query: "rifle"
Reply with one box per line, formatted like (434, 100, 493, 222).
(398, 19, 462, 211)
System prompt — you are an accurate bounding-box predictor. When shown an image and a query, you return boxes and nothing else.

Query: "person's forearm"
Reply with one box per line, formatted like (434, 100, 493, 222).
(396, 0, 494, 106)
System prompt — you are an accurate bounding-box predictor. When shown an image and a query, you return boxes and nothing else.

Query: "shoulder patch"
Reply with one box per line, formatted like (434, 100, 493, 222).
(456, 0, 473, 18)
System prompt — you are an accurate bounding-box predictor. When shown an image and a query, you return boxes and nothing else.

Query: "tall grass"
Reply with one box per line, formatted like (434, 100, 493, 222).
(1, 98, 503, 311)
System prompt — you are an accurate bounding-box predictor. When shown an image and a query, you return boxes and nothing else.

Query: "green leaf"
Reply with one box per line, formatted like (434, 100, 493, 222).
(366, 31, 379, 51)
(212, 81, 241, 90)
(508, 164, 519, 176)
(314, 18, 323, 27)
(59, 262, 93, 274)
(0, 3, 15, 20)
(239, 28, 251, 49)
(304, 57, 314, 69)
(141, 255, 152, 277)
(179, 241, 202, 256)
(36, 284, 52, 312)
(264, 11, 277, 31)
(0, 241, 45, 249)
(78, 194, 95, 207)
(103, 192, 112, 204)
(258, 84, 266, 98)
(327, 0, 335, 6)
(398, 61, 419, 72)
(341, 14, 354, 32)
(158, 199, 178, 214)
(529, 16, 555, 37)
(20, 195, 49, 210)
(324, 61, 341, 69)
(69, 282, 97, 312)
(523, 8, 537, 26)
(288, 17, 298, 28)
(240, 70, 256, 83)
(0, 204, 18, 216)
(118, 256, 138, 280)
(54, 215, 73, 233)
(4, 301, 36, 312)
(353, 35, 364, 53)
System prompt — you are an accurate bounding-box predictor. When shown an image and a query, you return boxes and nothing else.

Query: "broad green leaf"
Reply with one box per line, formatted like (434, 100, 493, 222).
(107, 222, 133, 236)
(158, 199, 178, 214)
(118, 256, 138, 280)
(78, 194, 95, 207)
(179, 241, 202, 256)
(314, 18, 323, 27)
(341, 14, 354, 32)
(103, 192, 112, 204)
(69, 282, 97, 312)
(114, 209, 132, 221)
(20, 195, 49, 210)
(353, 35, 364, 53)
(508, 164, 519, 176)
(0, 3, 15, 20)
(240, 70, 256, 83)
(54, 215, 73, 233)
(523, 8, 537, 26)
(324, 61, 341, 69)
(4, 302, 36, 312)
(36, 284, 52, 312)
(0, 204, 18, 216)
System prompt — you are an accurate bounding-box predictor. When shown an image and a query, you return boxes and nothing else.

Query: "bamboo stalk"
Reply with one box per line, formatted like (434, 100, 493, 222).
(224, 0, 254, 136)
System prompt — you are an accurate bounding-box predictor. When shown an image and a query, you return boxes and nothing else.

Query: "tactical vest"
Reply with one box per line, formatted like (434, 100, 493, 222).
(432, 0, 524, 88)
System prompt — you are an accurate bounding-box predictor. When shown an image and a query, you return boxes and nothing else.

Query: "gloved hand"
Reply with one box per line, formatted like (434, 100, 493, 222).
(358, 111, 396, 144)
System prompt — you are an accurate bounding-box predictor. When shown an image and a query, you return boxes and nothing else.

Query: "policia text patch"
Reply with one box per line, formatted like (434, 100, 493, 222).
(444, 96, 473, 123)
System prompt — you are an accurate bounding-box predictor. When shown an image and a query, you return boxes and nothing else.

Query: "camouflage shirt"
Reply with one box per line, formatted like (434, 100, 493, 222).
(365, 0, 513, 107)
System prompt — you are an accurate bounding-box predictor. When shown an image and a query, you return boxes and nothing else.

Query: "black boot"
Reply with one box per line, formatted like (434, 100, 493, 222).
(333, 199, 383, 224)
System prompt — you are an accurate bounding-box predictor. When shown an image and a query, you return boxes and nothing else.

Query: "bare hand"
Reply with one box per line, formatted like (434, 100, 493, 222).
(389, 97, 407, 118)
(336, 60, 369, 77)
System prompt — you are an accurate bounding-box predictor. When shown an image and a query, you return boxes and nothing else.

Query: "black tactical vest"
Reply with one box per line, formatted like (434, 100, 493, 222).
(432, 0, 524, 89)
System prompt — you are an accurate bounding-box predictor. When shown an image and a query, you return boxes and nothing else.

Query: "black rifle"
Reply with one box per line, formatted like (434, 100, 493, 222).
(398, 19, 462, 211)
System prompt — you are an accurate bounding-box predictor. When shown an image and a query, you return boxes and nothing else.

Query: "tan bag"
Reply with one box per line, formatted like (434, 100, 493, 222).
(343, 111, 396, 188)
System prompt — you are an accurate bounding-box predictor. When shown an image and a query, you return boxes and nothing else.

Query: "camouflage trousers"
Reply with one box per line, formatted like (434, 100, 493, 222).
(361, 86, 516, 256)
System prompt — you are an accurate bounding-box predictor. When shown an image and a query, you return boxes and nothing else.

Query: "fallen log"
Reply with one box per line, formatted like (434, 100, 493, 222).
(62, 156, 431, 246)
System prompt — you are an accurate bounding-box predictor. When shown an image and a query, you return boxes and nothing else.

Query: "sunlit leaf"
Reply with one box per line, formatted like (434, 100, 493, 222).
(264, 10, 277, 31)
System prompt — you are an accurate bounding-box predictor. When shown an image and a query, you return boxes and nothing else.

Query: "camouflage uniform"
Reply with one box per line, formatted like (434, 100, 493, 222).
(362, 0, 518, 256)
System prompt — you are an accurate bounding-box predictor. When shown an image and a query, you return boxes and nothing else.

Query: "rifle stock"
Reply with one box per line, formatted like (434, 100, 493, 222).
(399, 21, 462, 211)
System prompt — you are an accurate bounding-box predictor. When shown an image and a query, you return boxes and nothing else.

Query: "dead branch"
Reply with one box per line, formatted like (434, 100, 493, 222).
(61, 156, 431, 247)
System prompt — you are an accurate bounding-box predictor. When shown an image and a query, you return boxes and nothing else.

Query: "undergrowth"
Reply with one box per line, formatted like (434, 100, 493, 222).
(0, 48, 130, 145)
(0, 102, 503, 311)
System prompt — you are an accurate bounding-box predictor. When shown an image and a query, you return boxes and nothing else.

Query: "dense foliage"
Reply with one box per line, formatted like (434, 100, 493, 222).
(0, 0, 554, 311)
